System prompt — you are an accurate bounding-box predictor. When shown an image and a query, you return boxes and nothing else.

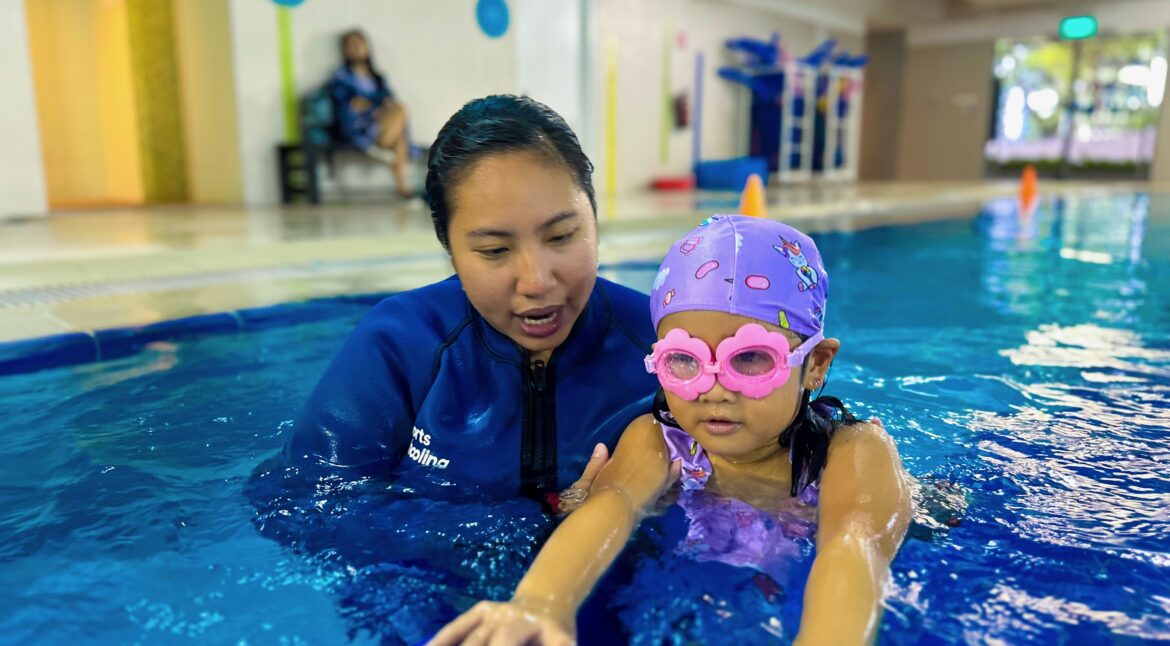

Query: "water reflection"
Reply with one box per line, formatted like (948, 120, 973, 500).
(974, 194, 1159, 326)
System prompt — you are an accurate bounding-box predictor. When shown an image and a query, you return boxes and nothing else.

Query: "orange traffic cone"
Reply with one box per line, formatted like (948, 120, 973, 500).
(1019, 164, 1038, 215)
(738, 174, 767, 218)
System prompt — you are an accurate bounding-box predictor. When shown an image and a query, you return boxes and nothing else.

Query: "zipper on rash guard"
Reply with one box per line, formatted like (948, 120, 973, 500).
(520, 359, 558, 499)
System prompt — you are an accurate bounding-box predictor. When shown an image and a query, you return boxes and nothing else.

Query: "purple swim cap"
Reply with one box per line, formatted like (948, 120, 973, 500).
(650, 215, 828, 337)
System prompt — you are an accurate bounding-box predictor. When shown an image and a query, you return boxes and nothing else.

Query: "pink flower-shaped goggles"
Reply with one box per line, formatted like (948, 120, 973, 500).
(644, 323, 823, 400)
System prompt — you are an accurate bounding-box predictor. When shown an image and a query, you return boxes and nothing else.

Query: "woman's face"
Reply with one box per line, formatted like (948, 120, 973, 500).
(343, 34, 369, 64)
(447, 150, 598, 363)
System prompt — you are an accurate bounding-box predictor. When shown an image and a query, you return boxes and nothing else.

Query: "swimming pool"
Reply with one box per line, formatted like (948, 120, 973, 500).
(1, 193, 1167, 644)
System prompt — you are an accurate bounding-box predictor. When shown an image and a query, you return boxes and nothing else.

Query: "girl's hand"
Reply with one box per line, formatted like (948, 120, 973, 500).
(427, 599, 574, 646)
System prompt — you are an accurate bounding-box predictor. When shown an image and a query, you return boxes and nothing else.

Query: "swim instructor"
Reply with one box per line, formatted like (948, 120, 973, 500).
(283, 95, 658, 502)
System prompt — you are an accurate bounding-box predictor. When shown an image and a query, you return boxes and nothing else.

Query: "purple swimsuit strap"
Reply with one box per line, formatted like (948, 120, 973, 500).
(660, 421, 713, 490)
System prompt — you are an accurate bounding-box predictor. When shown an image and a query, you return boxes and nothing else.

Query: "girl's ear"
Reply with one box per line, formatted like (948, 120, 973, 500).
(803, 338, 839, 390)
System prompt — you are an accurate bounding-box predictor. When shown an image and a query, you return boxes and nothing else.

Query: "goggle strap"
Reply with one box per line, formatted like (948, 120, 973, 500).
(788, 331, 825, 367)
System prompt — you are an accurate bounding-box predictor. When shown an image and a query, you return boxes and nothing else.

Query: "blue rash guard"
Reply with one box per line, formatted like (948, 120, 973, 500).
(284, 274, 659, 498)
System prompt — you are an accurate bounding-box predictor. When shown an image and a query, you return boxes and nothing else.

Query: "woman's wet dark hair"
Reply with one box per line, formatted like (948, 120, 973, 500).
(425, 95, 597, 251)
(651, 348, 854, 497)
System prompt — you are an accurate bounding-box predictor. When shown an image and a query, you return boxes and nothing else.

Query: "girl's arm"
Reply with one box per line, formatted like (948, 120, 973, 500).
(429, 414, 675, 645)
(795, 421, 912, 645)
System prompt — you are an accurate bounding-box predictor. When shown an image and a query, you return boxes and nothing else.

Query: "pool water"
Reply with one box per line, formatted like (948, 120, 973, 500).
(1, 194, 1168, 644)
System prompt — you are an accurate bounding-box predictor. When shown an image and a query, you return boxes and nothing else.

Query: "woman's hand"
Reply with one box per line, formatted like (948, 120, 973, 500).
(427, 599, 574, 646)
(553, 443, 609, 515)
(556, 442, 681, 516)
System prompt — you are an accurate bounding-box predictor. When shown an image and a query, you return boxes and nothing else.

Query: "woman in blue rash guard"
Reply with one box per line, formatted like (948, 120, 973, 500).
(283, 95, 659, 503)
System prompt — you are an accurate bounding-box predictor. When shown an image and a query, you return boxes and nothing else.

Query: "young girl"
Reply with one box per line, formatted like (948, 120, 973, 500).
(430, 215, 913, 645)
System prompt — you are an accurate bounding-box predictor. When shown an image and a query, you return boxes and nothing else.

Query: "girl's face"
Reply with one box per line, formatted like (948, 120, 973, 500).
(447, 150, 598, 363)
(657, 310, 839, 462)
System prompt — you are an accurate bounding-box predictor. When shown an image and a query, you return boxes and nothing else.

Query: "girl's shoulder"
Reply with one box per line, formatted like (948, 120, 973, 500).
(622, 413, 669, 444)
(822, 417, 906, 490)
(597, 414, 674, 500)
(828, 417, 895, 451)
(612, 414, 675, 464)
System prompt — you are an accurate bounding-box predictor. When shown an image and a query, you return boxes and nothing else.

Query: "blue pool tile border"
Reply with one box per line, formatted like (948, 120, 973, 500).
(93, 312, 244, 364)
(0, 292, 392, 377)
(0, 331, 101, 375)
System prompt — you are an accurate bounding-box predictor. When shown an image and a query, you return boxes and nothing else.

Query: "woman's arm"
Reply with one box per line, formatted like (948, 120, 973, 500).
(795, 421, 912, 645)
(285, 315, 416, 476)
(429, 414, 674, 645)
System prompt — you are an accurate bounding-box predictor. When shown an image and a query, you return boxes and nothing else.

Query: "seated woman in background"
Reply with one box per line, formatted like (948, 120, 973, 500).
(331, 29, 413, 198)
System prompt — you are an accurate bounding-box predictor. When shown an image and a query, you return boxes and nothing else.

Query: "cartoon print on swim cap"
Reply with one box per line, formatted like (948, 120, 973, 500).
(653, 267, 671, 290)
(680, 237, 703, 255)
(773, 236, 820, 292)
(773, 237, 804, 267)
(813, 306, 824, 324)
(744, 275, 770, 290)
(699, 215, 724, 226)
(650, 214, 827, 338)
(695, 260, 719, 279)
(795, 264, 819, 292)
(663, 289, 676, 307)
